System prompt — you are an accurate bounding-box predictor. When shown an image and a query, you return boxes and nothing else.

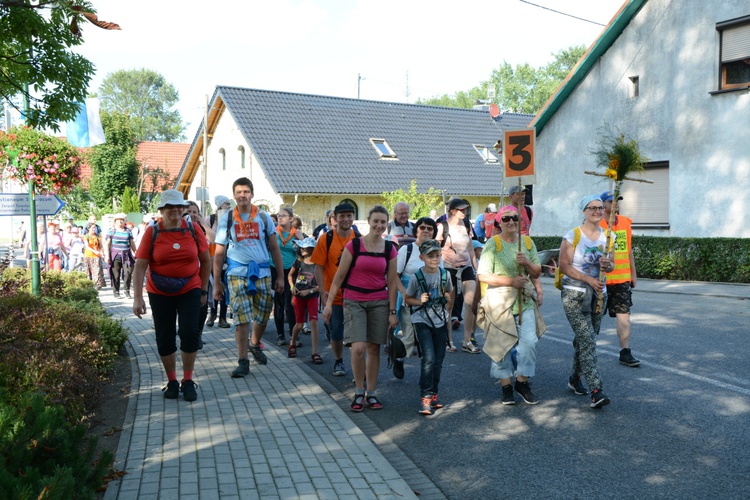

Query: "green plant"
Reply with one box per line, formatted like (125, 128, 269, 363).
(0, 391, 112, 499)
(380, 180, 443, 218)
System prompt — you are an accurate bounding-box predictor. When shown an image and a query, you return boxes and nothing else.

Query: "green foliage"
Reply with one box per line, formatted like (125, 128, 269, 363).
(532, 235, 750, 283)
(97, 68, 186, 142)
(0, 127, 84, 195)
(418, 45, 586, 114)
(592, 127, 649, 182)
(0, 391, 112, 499)
(0, 1, 97, 131)
(59, 184, 98, 219)
(380, 180, 443, 218)
(88, 111, 139, 210)
(121, 185, 140, 213)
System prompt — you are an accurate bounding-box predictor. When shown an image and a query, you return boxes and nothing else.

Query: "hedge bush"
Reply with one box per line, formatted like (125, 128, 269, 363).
(531, 235, 750, 283)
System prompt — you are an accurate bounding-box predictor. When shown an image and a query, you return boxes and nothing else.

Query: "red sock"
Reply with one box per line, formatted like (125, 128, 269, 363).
(167, 371, 178, 382)
(183, 370, 193, 381)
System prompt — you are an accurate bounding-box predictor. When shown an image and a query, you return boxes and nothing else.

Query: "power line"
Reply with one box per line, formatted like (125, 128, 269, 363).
(518, 0, 606, 26)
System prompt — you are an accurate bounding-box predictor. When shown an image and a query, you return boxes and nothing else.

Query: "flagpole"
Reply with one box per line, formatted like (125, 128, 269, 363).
(201, 95, 208, 214)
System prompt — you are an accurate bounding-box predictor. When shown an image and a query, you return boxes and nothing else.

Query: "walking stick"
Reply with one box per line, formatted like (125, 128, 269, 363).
(516, 178, 524, 324)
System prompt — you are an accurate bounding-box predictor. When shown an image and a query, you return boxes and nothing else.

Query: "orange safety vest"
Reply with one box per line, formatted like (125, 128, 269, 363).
(600, 215, 632, 284)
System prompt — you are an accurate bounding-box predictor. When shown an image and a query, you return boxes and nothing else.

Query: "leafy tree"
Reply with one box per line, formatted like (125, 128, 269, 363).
(88, 111, 138, 210)
(418, 45, 586, 114)
(0, 1, 118, 131)
(380, 180, 443, 219)
(96, 68, 186, 142)
(59, 184, 97, 219)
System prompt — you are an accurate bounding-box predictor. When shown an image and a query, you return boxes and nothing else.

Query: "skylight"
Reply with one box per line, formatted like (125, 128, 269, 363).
(370, 138, 398, 159)
(473, 144, 499, 163)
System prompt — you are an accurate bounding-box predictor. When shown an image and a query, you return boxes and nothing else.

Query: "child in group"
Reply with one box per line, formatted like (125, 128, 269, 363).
(404, 239, 453, 415)
(288, 237, 322, 363)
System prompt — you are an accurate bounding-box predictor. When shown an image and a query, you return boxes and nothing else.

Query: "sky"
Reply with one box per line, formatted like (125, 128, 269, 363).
(74, 0, 627, 141)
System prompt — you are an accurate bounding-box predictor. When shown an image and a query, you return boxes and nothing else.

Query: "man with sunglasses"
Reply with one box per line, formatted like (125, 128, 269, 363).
(599, 191, 640, 367)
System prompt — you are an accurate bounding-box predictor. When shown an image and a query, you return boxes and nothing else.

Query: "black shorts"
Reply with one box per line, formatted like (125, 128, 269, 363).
(606, 282, 632, 317)
(446, 265, 476, 289)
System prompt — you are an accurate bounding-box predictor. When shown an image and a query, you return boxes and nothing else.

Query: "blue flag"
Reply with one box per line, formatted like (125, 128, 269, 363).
(66, 98, 106, 148)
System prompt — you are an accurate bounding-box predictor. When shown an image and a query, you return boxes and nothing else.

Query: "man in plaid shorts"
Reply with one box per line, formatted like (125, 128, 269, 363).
(213, 177, 285, 377)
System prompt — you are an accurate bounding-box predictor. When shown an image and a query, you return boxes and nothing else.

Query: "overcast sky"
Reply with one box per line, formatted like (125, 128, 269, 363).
(75, 0, 627, 140)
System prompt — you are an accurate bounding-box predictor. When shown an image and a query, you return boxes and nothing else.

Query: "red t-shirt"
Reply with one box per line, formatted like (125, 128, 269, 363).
(135, 221, 208, 296)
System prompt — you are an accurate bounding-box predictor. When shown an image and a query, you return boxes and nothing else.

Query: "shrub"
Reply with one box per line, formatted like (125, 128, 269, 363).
(0, 391, 112, 499)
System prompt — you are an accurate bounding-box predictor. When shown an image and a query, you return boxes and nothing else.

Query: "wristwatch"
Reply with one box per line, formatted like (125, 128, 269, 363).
(390, 309, 397, 315)
(201, 290, 209, 296)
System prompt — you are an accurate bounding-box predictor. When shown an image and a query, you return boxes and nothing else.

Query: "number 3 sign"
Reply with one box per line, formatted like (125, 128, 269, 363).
(503, 128, 536, 184)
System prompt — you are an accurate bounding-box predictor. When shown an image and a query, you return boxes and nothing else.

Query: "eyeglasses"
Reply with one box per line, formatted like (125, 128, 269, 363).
(162, 205, 182, 210)
(394, 211, 409, 216)
(277, 214, 290, 218)
(418, 225, 434, 231)
(585, 206, 605, 212)
(500, 215, 519, 222)
(455, 207, 466, 212)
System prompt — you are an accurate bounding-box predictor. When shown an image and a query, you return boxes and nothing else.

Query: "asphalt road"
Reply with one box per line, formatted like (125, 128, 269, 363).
(262, 278, 750, 499)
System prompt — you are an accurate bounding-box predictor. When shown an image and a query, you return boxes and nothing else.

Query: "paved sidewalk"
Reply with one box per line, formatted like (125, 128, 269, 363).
(100, 291, 419, 500)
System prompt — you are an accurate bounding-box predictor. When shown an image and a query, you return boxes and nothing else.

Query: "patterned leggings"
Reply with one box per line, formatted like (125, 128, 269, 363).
(561, 288, 604, 391)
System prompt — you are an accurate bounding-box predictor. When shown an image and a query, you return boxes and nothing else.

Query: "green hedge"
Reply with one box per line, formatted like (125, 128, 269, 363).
(531, 235, 750, 283)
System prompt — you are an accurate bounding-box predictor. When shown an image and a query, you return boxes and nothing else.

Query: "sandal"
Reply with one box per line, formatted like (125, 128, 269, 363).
(351, 394, 365, 412)
(447, 341, 458, 352)
(462, 342, 481, 354)
(311, 353, 323, 364)
(288, 344, 297, 358)
(366, 395, 383, 410)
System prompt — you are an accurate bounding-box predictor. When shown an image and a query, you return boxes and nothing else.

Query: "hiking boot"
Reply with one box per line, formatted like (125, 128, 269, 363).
(205, 312, 216, 327)
(568, 376, 588, 396)
(163, 380, 180, 399)
(231, 358, 250, 378)
(113, 291, 121, 299)
(218, 319, 231, 328)
(619, 348, 641, 367)
(590, 389, 611, 408)
(124, 290, 131, 299)
(332, 360, 346, 377)
(181, 379, 198, 402)
(249, 344, 267, 365)
(430, 394, 444, 410)
(418, 396, 433, 415)
(501, 384, 515, 405)
(276, 336, 288, 346)
(514, 380, 539, 405)
(392, 359, 404, 379)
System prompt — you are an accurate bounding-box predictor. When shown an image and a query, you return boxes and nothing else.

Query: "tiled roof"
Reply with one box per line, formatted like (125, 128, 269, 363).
(208, 87, 533, 196)
(136, 142, 190, 192)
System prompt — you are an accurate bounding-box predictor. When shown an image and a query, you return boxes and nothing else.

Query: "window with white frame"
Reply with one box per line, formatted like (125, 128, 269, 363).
(717, 16, 750, 90)
(472, 144, 499, 163)
(619, 161, 669, 229)
(369, 139, 397, 159)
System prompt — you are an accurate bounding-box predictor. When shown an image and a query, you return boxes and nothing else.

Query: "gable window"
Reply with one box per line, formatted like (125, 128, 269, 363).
(369, 139, 397, 159)
(338, 199, 359, 219)
(472, 144, 499, 163)
(717, 17, 750, 90)
(619, 161, 669, 229)
(219, 148, 226, 171)
(238, 145, 245, 169)
(629, 76, 639, 98)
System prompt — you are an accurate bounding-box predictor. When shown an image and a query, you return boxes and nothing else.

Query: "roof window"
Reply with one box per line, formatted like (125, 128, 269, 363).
(473, 144, 499, 163)
(370, 139, 398, 159)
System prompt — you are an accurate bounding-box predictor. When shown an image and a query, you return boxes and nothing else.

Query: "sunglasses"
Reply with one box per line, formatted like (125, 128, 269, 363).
(500, 215, 519, 222)
(418, 225, 434, 231)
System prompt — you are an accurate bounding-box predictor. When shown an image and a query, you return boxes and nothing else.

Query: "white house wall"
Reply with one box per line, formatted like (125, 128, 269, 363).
(189, 110, 283, 211)
(533, 0, 750, 238)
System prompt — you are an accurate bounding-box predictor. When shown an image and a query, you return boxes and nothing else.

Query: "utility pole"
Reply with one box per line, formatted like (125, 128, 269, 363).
(201, 95, 208, 214)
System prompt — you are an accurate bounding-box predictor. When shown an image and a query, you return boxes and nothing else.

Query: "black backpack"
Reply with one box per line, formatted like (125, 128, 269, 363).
(149, 220, 200, 258)
(341, 237, 393, 294)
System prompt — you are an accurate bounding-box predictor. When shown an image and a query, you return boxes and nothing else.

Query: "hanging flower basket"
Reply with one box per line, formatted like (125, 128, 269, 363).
(0, 126, 84, 195)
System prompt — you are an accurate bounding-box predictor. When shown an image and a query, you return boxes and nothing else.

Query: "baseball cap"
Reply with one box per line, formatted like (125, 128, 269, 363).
(472, 240, 485, 250)
(487, 203, 498, 213)
(215, 195, 230, 208)
(419, 239, 441, 255)
(334, 202, 355, 214)
(508, 185, 527, 195)
(448, 198, 468, 211)
(600, 190, 623, 202)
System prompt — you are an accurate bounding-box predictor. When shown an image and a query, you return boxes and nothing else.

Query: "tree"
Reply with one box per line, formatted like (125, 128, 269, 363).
(0, 1, 119, 131)
(60, 184, 97, 218)
(97, 68, 186, 142)
(380, 180, 443, 219)
(88, 111, 138, 210)
(418, 45, 587, 114)
(121, 186, 139, 213)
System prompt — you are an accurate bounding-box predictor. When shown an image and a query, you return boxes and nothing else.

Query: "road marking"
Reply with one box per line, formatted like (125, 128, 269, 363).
(543, 333, 750, 397)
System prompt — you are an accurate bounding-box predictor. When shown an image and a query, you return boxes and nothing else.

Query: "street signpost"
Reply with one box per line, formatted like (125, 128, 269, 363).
(0, 193, 65, 216)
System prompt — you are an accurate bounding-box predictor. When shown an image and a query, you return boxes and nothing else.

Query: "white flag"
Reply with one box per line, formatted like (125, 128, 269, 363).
(66, 98, 106, 148)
